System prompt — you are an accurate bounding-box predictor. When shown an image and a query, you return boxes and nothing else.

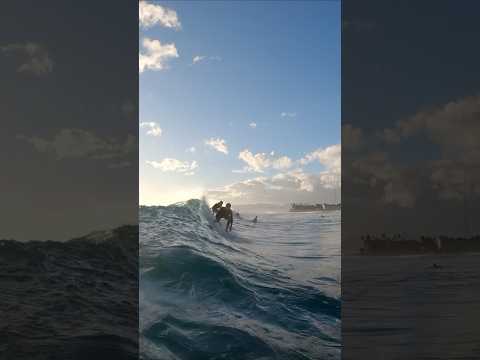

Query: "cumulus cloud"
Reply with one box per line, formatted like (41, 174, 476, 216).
(238, 150, 270, 172)
(139, 37, 178, 73)
(1, 42, 53, 76)
(300, 144, 341, 173)
(205, 138, 228, 154)
(146, 158, 198, 175)
(206, 169, 339, 205)
(139, 1, 181, 29)
(364, 94, 480, 203)
(272, 156, 293, 170)
(17, 129, 135, 161)
(379, 95, 480, 159)
(249, 122, 257, 128)
(140, 121, 162, 136)
(280, 112, 296, 118)
(237, 149, 293, 173)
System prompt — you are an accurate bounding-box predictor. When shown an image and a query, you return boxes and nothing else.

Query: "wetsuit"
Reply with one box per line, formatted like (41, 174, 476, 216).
(216, 206, 233, 231)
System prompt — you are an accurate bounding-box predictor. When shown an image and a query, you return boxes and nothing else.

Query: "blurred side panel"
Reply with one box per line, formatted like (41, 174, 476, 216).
(342, 0, 480, 358)
(0, 1, 138, 359)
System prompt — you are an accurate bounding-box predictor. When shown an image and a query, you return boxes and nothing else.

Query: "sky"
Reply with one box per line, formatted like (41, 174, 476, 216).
(139, 0, 341, 206)
(342, 0, 480, 252)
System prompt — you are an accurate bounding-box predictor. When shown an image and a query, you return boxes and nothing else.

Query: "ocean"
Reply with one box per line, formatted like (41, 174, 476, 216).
(140, 199, 341, 360)
(0, 225, 138, 359)
(342, 254, 480, 359)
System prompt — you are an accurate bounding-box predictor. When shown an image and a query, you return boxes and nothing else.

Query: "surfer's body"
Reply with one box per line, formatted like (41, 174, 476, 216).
(216, 203, 233, 232)
(211, 201, 223, 215)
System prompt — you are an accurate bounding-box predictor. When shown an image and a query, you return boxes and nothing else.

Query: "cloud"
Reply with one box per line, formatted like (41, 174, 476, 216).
(379, 95, 480, 159)
(17, 129, 135, 161)
(238, 150, 271, 172)
(249, 122, 257, 128)
(191, 55, 222, 65)
(272, 156, 293, 170)
(205, 138, 228, 154)
(140, 121, 162, 136)
(362, 94, 480, 203)
(139, 1, 181, 29)
(280, 112, 296, 118)
(192, 55, 205, 64)
(146, 158, 198, 175)
(186, 146, 196, 153)
(237, 149, 293, 173)
(139, 37, 178, 73)
(206, 169, 339, 205)
(300, 144, 341, 173)
(1, 42, 53, 76)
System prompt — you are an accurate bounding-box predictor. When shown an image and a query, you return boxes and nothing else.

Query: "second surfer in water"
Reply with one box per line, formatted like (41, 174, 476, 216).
(216, 203, 233, 232)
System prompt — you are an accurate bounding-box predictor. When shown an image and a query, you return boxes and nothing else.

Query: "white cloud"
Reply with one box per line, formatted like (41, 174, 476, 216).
(249, 122, 257, 128)
(272, 156, 293, 170)
(237, 149, 293, 173)
(186, 146, 196, 153)
(146, 158, 198, 175)
(191, 55, 222, 65)
(139, 37, 178, 73)
(1, 42, 53, 76)
(238, 150, 271, 172)
(139, 1, 181, 29)
(17, 129, 135, 161)
(192, 55, 206, 64)
(140, 122, 162, 136)
(281, 112, 296, 118)
(300, 144, 341, 174)
(206, 169, 340, 205)
(205, 138, 229, 154)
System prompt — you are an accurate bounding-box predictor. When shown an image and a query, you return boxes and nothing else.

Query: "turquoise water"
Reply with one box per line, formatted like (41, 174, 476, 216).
(140, 199, 340, 359)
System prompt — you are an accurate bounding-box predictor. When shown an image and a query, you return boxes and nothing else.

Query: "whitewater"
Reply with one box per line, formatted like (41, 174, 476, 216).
(140, 199, 341, 360)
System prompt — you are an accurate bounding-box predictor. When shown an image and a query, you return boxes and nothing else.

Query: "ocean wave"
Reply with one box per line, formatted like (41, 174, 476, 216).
(140, 199, 340, 359)
(0, 225, 138, 360)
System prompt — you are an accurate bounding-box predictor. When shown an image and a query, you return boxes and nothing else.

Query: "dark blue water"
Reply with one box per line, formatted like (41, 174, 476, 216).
(0, 225, 138, 359)
(140, 199, 341, 359)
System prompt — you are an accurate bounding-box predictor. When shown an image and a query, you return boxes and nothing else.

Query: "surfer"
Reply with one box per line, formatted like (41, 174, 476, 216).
(252, 216, 258, 223)
(211, 200, 223, 215)
(216, 203, 233, 232)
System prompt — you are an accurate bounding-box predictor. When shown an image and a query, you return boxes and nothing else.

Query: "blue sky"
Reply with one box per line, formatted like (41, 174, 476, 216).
(139, 1, 340, 205)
